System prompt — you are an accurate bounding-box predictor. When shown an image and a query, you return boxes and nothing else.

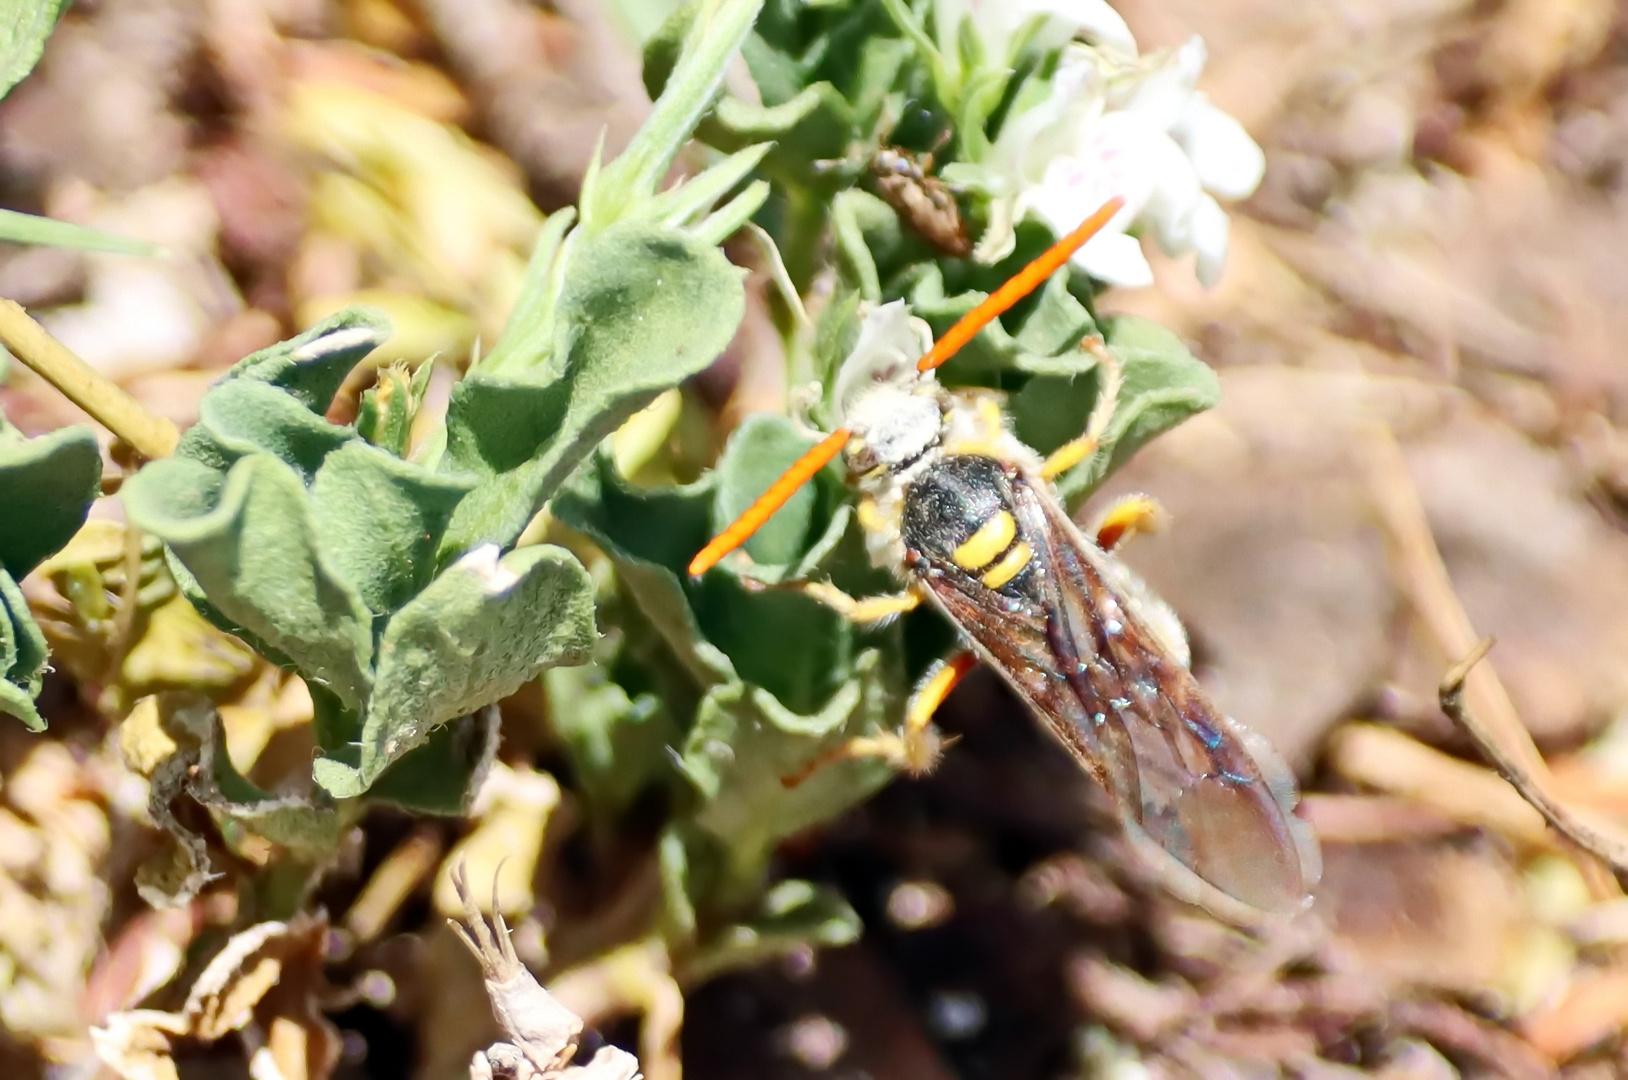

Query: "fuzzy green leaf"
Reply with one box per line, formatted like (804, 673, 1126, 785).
(440, 222, 745, 555)
(209, 308, 392, 415)
(312, 543, 596, 798)
(557, 420, 862, 714)
(687, 879, 862, 980)
(0, 0, 68, 99)
(361, 708, 500, 816)
(183, 380, 356, 482)
(677, 649, 896, 891)
(308, 442, 474, 617)
(546, 662, 681, 820)
(553, 453, 735, 688)
(123, 454, 376, 712)
(1011, 314, 1220, 504)
(0, 569, 46, 730)
(0, 420, 102, 580)
(586, 0, 765, 228)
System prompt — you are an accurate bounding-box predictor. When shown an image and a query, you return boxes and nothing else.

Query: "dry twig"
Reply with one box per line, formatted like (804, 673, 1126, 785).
(1364, 423, 1628, 874)
(447, 862, 642, 1080)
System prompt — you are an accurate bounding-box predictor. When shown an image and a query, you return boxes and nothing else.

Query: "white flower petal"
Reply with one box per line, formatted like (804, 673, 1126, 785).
(1023, 150, 1143, 240)
(1189, 193, 1231, 287)
(1132, 132, 1204, 252)
(970, 23, 1254, 289)
(1121, 36, 1206, 129)
(993, 53, 1105, 182)
(1014, 0, 1138, 57)
(835, 301, 934, 420)
(1173, 95, 1266, 199)
(1073, 231, 1154, 287)
(1173, 36, 1207, 83)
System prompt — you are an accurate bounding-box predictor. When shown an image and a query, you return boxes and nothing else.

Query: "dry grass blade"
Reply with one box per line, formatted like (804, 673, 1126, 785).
(1440, 640, 1628, 875)
(1364, 423, 1628, 874)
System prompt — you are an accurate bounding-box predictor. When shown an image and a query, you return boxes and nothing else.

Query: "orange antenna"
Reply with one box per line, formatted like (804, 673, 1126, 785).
(688, 427, 853, 576)
(917, 195, 1126, 372)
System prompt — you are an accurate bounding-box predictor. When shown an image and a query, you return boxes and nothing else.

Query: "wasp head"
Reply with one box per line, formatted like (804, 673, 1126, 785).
(834, 302, 945, 478)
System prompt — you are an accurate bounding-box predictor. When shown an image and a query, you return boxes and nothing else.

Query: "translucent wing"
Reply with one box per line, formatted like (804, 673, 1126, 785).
(909, 461, 1320, 923)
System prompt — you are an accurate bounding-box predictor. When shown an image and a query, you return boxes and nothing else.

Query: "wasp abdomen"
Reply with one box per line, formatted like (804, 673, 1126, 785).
(902, 455, 1040, 597)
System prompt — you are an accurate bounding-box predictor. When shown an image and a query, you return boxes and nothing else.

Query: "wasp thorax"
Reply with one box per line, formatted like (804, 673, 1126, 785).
(843, 384, 943, 474)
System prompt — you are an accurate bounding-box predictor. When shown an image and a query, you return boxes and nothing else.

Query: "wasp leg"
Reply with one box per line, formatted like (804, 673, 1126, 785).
(1040, 337, 1124, 480)
(802, 581, 921, 624)
(1090, 493, 1167, 552)
(781, 651, 976, 787)
(942, 393, 1014, 459)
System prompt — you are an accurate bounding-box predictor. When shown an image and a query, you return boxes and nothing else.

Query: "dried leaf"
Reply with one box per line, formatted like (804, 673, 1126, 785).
(92, 914, 339, 1080)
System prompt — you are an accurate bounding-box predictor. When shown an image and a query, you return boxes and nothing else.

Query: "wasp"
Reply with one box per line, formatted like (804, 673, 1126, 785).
(689, 199, 1321, 925)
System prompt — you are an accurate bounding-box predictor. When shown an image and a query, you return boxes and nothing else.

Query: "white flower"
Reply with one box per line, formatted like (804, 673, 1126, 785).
(979, 36, 1266, 288)
(934, 0, 1137, 65)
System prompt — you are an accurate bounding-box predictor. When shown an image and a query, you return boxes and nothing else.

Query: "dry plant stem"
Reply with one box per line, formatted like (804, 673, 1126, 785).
(0, 298, 179, 459)
(1363, 423, 1628, 874)
(1441, 641, 1628, 874)
(448, 863, 643, 1080)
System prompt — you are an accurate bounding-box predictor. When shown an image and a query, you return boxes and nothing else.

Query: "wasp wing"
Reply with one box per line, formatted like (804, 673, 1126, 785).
(911, 465, 1319, 923)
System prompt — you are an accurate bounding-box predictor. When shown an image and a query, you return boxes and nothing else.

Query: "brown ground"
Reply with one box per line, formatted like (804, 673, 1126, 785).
(6, 0, 1628, 1077)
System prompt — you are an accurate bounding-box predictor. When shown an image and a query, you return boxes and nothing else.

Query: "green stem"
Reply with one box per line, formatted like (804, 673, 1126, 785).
(0, 299, 178, 459)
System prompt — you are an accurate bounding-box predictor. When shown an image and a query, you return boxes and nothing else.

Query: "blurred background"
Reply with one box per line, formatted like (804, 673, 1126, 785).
(6, 0, 1628, 1077)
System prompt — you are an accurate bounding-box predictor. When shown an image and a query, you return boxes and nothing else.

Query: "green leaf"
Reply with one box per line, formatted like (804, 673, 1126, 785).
(196, 716, 343, 857)
(704, 84, 854, 179)
(1011, 314, 1220, 504)
(308, 442, 474, 617)
(0, 677, 43, 731)
(0, 569, 46, 730)
(687, 879, 862, 980)
(313, 543, 596, 798)
(710, 414, 838, 568)
(0, 0, 68, 99)
(479, 209, 576, 377)
(0, 208, 162, 255)
(639, 142, 773, 231)
(677, 649, 896, 893)
(899, 242, 1101, 383)
(689, 179, 771, 246)
(183, 380, 356, 482)
(0, 421, 101, 579)
(553, 452, 735, 688)
(0, 419, 102, 729)
(123, 454, 376, 712)
(361, 708, 500, 815)
(546, 662, 682, 820)
(440, 222, 745, 555)
(557, 419, 862, 714)
(207, 307, 391, 416)
(831, 189, 891, 302)
(586, 0, 765, 228)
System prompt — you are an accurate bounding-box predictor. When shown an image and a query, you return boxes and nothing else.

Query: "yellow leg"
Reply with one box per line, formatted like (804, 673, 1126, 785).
(1041, 337, 1123, 480)
(781, 651, 977, 787)
(1090, 493, 1167, 552)
(801, 581, 921, 624)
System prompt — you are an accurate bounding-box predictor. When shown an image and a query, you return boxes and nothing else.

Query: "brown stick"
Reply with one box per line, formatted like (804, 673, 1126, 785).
(1364, 423, 1628, 875)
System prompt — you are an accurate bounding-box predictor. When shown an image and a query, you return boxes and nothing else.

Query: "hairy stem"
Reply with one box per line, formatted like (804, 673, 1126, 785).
(0, 298, 178, 459)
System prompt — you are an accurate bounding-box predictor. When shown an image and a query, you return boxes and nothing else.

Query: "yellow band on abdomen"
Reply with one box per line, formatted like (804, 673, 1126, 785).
(980, 541, 1032, 589)
(952, 510, 1016, 570)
